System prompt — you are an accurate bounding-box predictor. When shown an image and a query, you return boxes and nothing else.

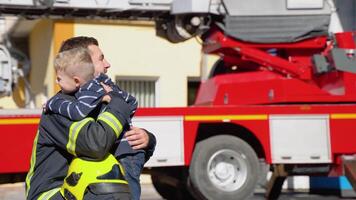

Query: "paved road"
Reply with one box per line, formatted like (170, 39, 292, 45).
(0, 182, 353, 200)
(0, 182, 26, 200)
(0, 182, 164, 200)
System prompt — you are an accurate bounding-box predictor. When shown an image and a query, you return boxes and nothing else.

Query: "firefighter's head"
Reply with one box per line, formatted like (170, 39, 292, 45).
(60, 36, 111, 76)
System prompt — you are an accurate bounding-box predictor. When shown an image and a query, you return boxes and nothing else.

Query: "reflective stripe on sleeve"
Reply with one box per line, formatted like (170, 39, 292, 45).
(67, 118, 94, 156)
(37, 187, 60, 200)
(97, 111, 123, 138)
(25, 131, 39, 198)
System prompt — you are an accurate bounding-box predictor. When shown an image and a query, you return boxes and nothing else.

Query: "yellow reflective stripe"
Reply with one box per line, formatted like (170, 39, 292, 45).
(92, 179, 128, 184)
(67, 118, 94, 156)
(97, 112, 123, 138)
(330, 113, 356, 119)
(37, 187, 60, 200)
(25, 131, 39, 198)
(0, 118, 39, 125)
(184, 114, 268, 121)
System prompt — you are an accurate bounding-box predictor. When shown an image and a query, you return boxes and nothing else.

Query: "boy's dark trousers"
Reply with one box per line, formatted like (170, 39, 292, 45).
(119, 152, 146, 200)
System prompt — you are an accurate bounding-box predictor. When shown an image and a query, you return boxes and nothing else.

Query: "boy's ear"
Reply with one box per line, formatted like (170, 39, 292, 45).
(73, 76, 81, 87)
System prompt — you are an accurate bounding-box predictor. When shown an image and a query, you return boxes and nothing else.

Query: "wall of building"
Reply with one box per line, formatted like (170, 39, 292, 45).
(29, 19, 54, 108)
(0, 95, 16, 109)
(0, 19, 203, 109)
(73, 20, 202, 107)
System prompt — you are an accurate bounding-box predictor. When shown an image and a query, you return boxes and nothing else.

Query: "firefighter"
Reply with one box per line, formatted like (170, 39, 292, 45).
(26, 48, 135, 199)
(58, 36, 156, 200)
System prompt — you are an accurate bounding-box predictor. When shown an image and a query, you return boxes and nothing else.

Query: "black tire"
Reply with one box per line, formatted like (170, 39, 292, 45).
(151, 168, 195, 200)
(188, 135, 260, 200)
(151, 173, 177, 200)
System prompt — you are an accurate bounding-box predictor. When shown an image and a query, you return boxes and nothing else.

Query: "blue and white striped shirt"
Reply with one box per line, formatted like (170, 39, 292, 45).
(46, 73, 137, 123)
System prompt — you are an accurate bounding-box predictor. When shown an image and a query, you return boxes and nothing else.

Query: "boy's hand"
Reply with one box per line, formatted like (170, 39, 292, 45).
(100, 82, 113, 93)
(124, 126, 149, 150)
(102, 95, 111, 103)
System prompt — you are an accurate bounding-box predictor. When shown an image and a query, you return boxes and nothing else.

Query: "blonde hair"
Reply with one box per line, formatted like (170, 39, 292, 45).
(54, 47, 94, 82)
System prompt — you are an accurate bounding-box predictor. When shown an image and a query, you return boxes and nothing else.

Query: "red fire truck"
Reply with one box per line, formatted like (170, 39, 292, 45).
(0, 0, 356, 200)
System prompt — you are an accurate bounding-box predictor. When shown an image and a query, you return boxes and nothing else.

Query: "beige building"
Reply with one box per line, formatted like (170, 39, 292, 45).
(0, 19, 211, 109)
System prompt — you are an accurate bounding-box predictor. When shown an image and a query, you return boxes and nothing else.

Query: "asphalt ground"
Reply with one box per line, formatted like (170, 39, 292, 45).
(0, 182, 354, 200)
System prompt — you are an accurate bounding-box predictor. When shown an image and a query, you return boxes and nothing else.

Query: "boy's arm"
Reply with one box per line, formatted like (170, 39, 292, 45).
(46, 86, 104, 121)
(100, 73, 138, 116)
(43, 92, 130, 160)
(45, 95, 70, 117)
(101, 74, 137, 124)
(115, 85, 138, 109)
(113, 85, 138, 119)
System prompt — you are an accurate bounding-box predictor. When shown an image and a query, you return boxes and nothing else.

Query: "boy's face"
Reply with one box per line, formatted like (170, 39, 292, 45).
(56, 70, 78, 94)
(88, 45, 110, 76)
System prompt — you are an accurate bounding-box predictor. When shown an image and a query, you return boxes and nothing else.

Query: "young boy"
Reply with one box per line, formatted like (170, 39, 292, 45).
(47, 49, 137, 124)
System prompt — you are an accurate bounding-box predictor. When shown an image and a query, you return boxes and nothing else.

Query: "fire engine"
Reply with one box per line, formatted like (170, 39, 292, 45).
(0, 0, 356, 199)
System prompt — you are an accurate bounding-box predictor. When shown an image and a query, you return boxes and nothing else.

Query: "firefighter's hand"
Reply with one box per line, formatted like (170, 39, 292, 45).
(124, 126, 149, 150)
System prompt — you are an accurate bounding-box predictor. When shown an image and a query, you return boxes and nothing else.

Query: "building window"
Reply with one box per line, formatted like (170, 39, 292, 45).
(188, 77, 200, 106)
(115, 77, 156, 107)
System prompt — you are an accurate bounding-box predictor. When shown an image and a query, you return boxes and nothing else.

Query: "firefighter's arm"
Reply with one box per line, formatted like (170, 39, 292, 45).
(124, 127, 156, 162)
(45, 92, 130, 160)
(74, 92, 131, 160)
(143, 129, 156, 162)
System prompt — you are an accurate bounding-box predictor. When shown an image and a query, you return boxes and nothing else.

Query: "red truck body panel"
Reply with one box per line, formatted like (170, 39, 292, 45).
(0, 115, 40, 173)
(2, 104, 356, 174)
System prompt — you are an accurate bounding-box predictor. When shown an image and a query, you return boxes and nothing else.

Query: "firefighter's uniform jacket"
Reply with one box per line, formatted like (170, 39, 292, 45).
(25, 91, 131, 200)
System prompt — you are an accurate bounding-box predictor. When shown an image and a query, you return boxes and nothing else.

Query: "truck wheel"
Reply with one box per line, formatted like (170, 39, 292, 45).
(151, 168, 195, 200)
(151, 173, 177, 199)
(189, 135, 260, 200)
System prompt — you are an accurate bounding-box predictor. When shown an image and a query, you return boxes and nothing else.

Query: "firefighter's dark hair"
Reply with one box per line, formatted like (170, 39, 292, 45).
(59, 36, 99, 53)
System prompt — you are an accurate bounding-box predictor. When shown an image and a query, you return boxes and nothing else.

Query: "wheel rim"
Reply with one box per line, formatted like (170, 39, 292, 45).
(207, 149, 248, 192)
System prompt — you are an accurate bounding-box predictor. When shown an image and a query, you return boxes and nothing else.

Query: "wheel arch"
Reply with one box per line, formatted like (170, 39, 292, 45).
(194, 122, 266, 159)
